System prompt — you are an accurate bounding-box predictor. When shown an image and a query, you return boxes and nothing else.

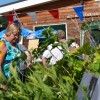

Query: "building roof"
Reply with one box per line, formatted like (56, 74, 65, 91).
(0, 0, 56, 14)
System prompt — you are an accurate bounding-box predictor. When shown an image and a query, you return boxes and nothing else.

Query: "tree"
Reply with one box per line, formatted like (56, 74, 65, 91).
(0, 16, 8, 32)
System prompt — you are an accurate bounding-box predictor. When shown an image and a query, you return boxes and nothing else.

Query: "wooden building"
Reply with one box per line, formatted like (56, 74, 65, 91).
(1, 0, 100, 49)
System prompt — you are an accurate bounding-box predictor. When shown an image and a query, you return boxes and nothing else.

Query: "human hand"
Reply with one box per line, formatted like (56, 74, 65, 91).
(27, 62, 32, 68)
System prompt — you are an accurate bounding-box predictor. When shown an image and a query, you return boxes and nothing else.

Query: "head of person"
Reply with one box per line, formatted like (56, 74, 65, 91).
(5, 23, 22, 43)
(56, 30, 65, 42)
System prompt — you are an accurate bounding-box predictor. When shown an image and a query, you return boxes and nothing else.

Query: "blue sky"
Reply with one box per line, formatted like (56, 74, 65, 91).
(0, 0, 21, 6)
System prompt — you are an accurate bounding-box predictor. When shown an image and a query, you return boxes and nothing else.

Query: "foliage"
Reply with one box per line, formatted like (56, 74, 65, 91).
(0, 27, 100, 99)
(81, 20, 100, 30)
(31, 27, 57, 58)
(0, 16, 8, 30)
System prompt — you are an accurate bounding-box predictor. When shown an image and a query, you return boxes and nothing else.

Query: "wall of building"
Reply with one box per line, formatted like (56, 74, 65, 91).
(16, 0, 99, 49)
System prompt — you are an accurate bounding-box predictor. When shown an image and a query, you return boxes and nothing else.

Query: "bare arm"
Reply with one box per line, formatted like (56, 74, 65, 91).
(0, 42, 7, 71)
(24, 51, 32, 67)
(42, 50, 51, 68)
(42, 56, 47, 68)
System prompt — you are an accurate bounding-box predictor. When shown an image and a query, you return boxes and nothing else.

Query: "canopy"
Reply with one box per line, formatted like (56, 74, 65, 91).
(0, 27, 57, 39)
(0, 27, 45, 39)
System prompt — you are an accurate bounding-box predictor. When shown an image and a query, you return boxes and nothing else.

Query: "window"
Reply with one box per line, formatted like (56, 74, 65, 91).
(33, 23, 67, 40)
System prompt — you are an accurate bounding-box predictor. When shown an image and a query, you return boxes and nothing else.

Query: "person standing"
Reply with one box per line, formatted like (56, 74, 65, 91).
(12, 38, 32, 82)
(0, 23, 22, 78)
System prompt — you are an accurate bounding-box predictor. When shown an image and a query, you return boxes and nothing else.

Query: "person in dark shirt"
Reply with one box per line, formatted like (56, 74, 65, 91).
(12, 37, 32, 82)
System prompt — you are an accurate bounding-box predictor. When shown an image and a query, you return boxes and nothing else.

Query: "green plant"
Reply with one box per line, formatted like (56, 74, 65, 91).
(0, 16, 8, 29)
(0, 27, 100, 100)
